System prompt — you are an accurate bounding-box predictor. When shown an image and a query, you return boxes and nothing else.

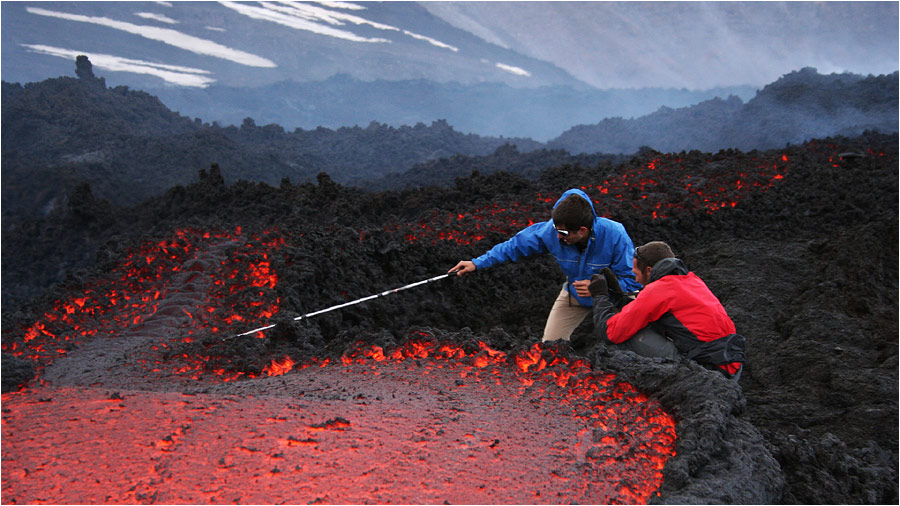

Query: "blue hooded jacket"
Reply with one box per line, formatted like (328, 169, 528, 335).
(472, 188, 642, 306)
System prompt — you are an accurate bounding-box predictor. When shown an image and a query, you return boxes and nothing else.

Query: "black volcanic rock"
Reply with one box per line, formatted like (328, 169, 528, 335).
(592, 349, 785, 504)
(2, 353, 35, 393)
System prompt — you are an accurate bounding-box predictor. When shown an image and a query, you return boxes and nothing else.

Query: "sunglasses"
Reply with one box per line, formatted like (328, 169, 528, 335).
(633, 245, 647, 265)
(555, 228, 570, 237)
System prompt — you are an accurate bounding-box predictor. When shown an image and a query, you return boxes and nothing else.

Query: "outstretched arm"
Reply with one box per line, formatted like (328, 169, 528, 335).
(471, 222, 551, 270)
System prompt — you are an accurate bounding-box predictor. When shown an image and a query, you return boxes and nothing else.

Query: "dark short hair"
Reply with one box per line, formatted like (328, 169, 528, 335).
(551, 195, 594, 231)
(634, 241, 675, 270)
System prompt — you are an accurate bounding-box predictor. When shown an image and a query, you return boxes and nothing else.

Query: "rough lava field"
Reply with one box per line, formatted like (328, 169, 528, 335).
(2, 132, 897, 504)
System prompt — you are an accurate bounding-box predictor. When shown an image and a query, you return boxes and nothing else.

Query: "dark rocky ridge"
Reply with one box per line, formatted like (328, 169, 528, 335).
(3, 63, 896, 224)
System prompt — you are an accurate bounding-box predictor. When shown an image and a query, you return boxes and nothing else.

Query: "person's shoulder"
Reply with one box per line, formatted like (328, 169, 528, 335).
(638, 277, 677, 301)
(594, 215, 626, 227)
(649, 273, 697, 294)
(593, 216, 629, 236)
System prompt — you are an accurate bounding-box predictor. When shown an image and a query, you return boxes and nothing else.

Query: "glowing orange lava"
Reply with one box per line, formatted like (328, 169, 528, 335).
(3, 225, 676, 504)
(2, 338, 676, 504)
(3, 227, 285, 381)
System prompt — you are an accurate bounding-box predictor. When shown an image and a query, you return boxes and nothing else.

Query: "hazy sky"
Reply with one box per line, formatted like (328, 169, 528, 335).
(421, 1, 899, 89)
(7, 1, 899, 90)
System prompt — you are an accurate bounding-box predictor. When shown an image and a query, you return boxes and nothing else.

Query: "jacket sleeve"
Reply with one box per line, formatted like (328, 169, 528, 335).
(605, 285, 670, 344)
(472, 222, 550, 269)
(592, 293, 618, 343)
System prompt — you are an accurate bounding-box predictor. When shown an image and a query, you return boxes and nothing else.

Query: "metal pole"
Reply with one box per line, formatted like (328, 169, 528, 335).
(229, 272, 454, 338)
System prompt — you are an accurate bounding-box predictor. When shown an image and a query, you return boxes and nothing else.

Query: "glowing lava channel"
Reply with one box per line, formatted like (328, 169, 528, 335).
(3, 227, 284, 382)
(2, 226, 675, 503)
(2, 338, 676, 504)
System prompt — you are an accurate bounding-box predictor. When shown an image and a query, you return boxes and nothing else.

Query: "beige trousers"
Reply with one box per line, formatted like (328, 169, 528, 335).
(541, 286, 591, 342)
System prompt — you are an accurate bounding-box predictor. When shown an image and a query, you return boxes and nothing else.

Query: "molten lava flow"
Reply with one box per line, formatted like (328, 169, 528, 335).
(2, 337, 676, 504)
(2, 226, 285, 382)
(2, 201, 687, 502)
(263, 355, 296, 376)
(2, 219, 678, 503)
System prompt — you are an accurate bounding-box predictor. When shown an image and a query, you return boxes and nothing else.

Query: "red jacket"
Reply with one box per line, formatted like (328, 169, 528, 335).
(606, 258, 741, 375)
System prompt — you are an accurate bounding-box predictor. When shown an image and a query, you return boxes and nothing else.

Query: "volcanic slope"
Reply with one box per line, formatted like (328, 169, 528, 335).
(2, 132, 897, 504)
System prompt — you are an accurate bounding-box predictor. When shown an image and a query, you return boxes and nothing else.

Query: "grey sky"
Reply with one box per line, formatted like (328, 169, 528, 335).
(421, 1, 899, 89)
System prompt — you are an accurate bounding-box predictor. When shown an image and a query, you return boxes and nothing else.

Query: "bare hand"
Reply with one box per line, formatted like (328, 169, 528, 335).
(449, 260, 476, 276)
(572, 279, 592, 298)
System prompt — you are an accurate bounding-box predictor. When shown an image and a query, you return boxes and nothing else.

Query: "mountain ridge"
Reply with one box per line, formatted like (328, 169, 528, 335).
(549, 67, 898, 154)
(2, 62, 896, 223)
(146, 74, 757, 142)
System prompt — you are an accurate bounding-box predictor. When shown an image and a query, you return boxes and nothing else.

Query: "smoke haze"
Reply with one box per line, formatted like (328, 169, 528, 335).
(422, 1, 899, 89)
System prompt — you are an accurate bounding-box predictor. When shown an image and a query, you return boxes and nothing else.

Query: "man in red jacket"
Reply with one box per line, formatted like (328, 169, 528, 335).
(589, 241, 744, 379)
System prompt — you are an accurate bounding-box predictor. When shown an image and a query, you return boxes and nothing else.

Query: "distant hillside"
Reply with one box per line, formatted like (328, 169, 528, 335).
(148, 75, 755, 142)
(1, 59, 540, 221)
(549, 68, 898, 154)
(3, 61, 896, 225)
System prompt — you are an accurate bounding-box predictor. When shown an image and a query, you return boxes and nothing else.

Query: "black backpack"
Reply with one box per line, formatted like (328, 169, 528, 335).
(686, 333, 746, 367)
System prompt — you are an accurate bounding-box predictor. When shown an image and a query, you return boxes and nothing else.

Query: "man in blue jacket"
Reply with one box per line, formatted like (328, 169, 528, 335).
(449, 188, 641, 342)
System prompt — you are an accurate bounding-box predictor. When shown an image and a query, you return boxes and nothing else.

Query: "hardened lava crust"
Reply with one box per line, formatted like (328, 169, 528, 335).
(2, 132, 897, 504)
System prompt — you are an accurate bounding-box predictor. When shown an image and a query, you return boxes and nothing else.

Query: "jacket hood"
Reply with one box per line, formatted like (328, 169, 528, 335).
(553, 188, 599, 218)
(649, 257, 689, 283)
